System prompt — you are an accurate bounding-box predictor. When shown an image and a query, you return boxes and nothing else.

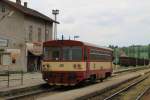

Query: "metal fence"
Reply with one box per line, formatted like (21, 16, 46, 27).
(0, 70, 24, 88)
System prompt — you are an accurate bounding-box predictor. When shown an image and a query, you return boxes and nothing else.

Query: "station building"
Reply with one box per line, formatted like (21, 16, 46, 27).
(0, 0, 58, 72)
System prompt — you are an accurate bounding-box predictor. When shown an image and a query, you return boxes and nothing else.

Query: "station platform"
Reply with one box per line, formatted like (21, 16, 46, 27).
(0, 72, 45, 97)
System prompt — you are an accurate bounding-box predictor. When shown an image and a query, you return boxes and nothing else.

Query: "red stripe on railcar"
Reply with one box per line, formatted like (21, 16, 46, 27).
(42, 71, 86, 85)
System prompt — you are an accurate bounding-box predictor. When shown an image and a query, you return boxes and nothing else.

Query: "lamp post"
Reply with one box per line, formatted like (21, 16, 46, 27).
(52, 9, 59, 40)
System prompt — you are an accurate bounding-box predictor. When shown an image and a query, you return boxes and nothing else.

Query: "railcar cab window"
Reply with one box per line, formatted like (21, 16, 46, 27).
(63, 47, 82, 60)
(44, 47, 61, 60)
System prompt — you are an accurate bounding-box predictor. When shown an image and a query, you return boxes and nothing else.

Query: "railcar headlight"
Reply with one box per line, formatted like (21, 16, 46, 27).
(73, 64, 77, 69)
(47, 64, 51, 68)
(73, 64, 82, 69)
(77, 64, 82, 69)
(42, 65, 47, 70)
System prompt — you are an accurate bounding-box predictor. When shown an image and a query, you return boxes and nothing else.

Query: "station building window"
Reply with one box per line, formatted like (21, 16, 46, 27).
(1, 5, 6, 13)
(38, 28, 42, 42)
(29, 26, 33, 42)
(0, 54, 2, 65)
(45, 30, 49, 41)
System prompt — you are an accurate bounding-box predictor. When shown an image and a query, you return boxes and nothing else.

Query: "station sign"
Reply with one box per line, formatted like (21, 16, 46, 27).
(0, 38, 8, 47)
(26, 42, 43, 56)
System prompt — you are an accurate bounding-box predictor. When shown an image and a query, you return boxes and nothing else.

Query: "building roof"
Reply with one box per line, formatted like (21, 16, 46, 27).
(2, 0, 59, 23)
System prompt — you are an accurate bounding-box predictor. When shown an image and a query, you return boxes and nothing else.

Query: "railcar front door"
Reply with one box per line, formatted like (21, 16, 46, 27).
(86, 48, 90, 78)
(86, 62, 90, 78)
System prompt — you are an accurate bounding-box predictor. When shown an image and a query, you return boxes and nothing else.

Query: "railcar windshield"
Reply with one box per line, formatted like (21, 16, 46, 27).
(43, 46, 83, 61)
(43, 47, 61, 60)
(63, 47, 82, 60)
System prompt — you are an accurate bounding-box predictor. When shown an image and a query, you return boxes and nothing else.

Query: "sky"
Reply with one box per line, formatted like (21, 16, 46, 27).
(11, 0, 150, 47)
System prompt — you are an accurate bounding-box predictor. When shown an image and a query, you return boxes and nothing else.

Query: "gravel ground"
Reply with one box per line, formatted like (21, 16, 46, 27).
(88, 71, 150, 100)
(141, 88, 150, 100)
(115, 75, 150, 100)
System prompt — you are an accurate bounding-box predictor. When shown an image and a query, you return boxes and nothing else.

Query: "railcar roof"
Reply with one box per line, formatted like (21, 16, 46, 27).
(44, 40, 113, 51)
(83, 42, 113, 51)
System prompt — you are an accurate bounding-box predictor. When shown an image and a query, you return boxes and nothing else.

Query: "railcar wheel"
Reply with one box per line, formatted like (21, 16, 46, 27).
(100, 78, 103, 82)
(90, 75, 96, 83)
(105, 72, 111, 78)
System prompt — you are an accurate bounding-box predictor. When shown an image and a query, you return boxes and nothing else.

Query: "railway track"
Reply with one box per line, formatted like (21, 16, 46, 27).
(103, 75, 149, 100)
(3, 67, 150, 100)
(136, 86, 150, 100)
(136, 87, 150, 100)
(86, 70, 150, 100)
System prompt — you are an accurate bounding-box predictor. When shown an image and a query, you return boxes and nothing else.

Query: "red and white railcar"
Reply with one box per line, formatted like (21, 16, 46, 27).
(42, 40, 113, 86)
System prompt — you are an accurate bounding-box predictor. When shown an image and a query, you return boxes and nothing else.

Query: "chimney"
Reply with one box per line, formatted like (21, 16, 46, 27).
(16, 0, 21, 5)
(24, 2, 27, 7)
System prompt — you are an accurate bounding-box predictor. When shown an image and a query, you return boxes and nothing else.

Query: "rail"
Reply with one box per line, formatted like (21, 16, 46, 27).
(103, 75, 149, 100)
(135, 86, 150, 100)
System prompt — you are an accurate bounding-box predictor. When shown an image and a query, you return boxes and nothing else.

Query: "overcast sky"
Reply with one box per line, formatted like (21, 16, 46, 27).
(11, 0, 150, 46)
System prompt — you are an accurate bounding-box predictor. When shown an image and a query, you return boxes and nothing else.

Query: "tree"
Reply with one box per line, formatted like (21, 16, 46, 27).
(137, 46, 141, 58)
(148, 44, 150, 59)
(108, 45, 115, 49)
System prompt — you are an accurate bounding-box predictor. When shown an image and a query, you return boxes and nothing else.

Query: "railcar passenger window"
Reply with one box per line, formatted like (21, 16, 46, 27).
(90, 49, 112, 60)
